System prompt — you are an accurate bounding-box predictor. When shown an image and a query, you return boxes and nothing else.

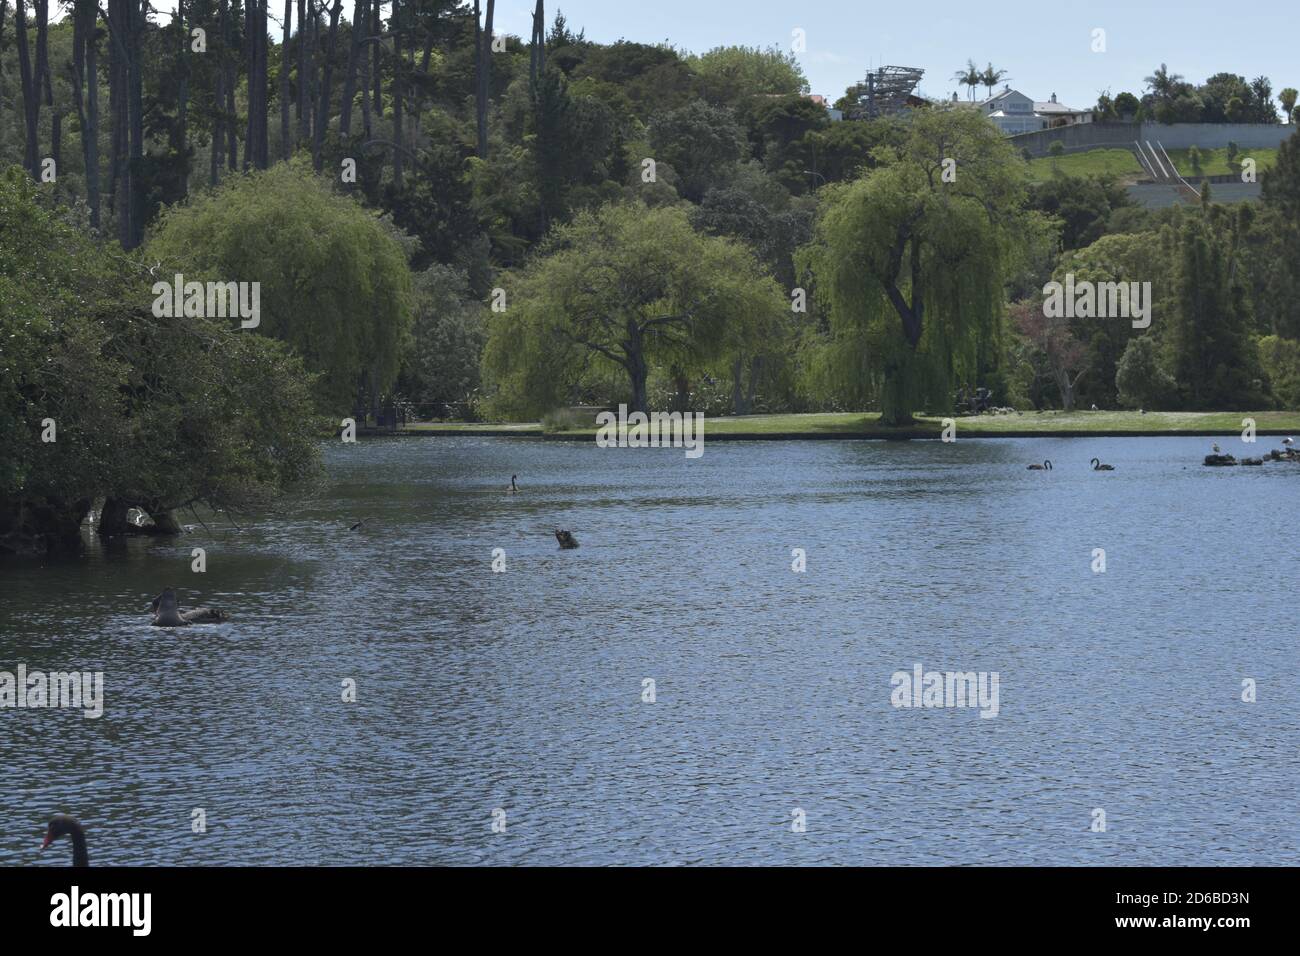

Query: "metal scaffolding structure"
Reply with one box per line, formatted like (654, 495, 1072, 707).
(845, 65, 926, 119)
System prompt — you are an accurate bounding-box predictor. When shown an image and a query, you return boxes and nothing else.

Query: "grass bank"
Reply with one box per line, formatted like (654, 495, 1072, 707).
(1165, 146, 1277, 178)
(1027, 149, 1142, 183)
(402, 410, 1300, 439)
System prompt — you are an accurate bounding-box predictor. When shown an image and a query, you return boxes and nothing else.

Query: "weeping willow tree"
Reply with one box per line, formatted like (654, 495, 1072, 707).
(482, 202, 787, 417)
(146, 162, 415, 413)
(798, 108, 1039, 425)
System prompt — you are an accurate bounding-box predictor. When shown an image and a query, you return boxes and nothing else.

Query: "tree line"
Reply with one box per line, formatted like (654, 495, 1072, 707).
(3, 6, 1300, 552)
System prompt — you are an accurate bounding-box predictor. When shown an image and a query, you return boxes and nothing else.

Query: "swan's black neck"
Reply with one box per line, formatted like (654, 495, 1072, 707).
(68, 825, 88, 867)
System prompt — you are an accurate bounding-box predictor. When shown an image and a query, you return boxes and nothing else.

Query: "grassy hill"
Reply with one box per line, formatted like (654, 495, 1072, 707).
(1026, 148, 1142, 182)
(1165, 146, 1278, 178)
(1026, 145, 1280, 184)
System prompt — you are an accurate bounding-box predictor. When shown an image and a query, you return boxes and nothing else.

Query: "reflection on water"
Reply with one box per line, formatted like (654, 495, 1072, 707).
(2, 436, 1297, 865)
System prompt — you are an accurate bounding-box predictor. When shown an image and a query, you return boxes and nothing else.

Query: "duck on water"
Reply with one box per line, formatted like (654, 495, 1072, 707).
(148, 587, 229, 626)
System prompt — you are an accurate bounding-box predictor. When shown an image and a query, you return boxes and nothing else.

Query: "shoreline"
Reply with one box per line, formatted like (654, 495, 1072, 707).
(366, 410, 1300, 441)
(361, 427, 1300, 440)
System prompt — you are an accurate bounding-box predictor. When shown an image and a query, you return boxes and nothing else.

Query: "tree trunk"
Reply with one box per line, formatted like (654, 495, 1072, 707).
(625, 323, 648, 414)
(256, 0, 270, 167)
(370, 0, 382, 117)
(337, 0, 366, 138)
(35, 0, 51, 106)
(748, 356, 764, 411)
(529, 0, 544, 87)
(629, 363, 648, 415)
(50, 110, 62, 176)
(358, 5, 372, 137)
(244, 0, 257, 168)
(98, 497, 133, 536)
(211, 0, 226, 183)
(0, 496, 90, 556)
(280, 0, 292, 159)
(15, 0, 40, 177)
(103, 0, 142, 247)
(390, 0, 403, 187)
(879, 350, 920, 427)
(83, 7, 101, 226)
(671, 367, 690, 412)
(225, 2, 238, 170)
(106, 0, 126, 241)
(474, 0, 494, 158)
(127, 0, 144, 246)
(146, 507, 184, 535)
(71, 2, 98, 226)
(177, 0, 189, 199)
(313, 0, 344, 170)
(297, 0, 309, 142)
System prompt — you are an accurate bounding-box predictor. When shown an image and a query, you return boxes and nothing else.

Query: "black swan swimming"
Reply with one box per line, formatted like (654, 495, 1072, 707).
(1090, 458, 1115, 471)
(148, 587, 230, 626)
(1027, 460, 1052, 470)
(42, 815, 88, 866)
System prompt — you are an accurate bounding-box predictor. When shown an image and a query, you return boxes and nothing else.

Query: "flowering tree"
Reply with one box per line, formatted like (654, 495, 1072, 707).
(1011, 300, 1089, 411)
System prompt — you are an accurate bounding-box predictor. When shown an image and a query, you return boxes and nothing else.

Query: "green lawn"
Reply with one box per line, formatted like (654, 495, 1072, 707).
(1027, 149, 1142, 183)
(405, 410, 1300, 438)
(1165, 147, 1277, 178)
(404, 421, 539, 433)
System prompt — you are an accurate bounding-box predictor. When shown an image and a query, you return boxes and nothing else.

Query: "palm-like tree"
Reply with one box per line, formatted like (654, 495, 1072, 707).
(1280, 88, 1298, 124)
(952, 59, 982, 101)
(1144, 63, 1183, 104)
(980, 63, 1010, 99)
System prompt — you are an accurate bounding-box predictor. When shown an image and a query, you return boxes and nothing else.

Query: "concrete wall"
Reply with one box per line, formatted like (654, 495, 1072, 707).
(1009, 121, 1294, 158)
(1140, 123, 1293, 150)
(1009, 122, 1138, 157)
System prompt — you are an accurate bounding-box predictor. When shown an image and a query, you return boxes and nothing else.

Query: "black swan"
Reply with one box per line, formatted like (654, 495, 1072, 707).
(554, 529, 579, 549)
(148, 587, 230, 626)
(1090, 458, 1115, 471)
(1027, 460, 1052, 470)
(42, 815, 88, 866)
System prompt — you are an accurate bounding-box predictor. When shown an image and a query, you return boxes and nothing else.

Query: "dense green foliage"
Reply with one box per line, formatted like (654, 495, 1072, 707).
(0, 169, 321, 552)
(798, 109, 1038, 424)
(1096, 66, 1285, 124)
(1, 3, 1298, 457)
(146, 163, 415, 411)
(482, 203, 787, 417)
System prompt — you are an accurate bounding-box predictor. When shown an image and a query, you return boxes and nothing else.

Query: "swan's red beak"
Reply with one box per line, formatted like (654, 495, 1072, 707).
(40, 831, 53, 851)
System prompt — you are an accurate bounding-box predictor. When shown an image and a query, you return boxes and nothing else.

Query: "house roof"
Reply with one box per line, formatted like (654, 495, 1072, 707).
(979, 89, 1030, 106)
(978, 88, 1085, 113)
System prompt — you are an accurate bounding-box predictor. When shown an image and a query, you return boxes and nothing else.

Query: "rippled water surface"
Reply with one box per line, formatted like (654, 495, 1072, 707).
(3, 436, 1297, 865)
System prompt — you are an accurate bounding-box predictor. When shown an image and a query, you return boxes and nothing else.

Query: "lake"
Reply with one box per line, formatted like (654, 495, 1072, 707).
(3, 435, 1297, 865)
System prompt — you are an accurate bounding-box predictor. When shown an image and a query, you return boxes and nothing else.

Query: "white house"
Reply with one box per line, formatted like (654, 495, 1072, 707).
(970, 88, 1091, 135)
